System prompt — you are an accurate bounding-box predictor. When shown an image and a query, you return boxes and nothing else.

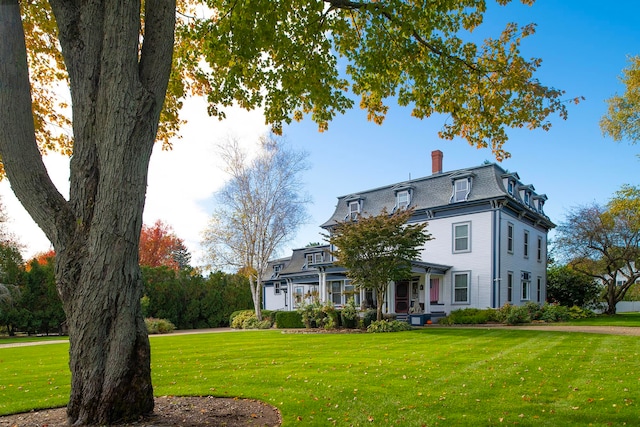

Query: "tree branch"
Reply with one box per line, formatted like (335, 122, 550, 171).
(0, 0, 73, 246)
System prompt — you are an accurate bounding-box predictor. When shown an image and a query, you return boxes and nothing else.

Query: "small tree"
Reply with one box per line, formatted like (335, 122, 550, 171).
(546, 264, 602, 309)
(139, 220, 191, 271)
(202, 134, 309, 321)
(327, 208, 431, 321)
(555, 186, 640, 314)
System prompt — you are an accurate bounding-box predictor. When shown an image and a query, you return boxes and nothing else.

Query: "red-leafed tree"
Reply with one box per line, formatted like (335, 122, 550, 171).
(139, 220, 190, 271)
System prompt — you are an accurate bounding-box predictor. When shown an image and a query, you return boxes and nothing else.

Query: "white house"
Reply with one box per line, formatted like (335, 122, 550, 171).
(263, 150, 554, 321)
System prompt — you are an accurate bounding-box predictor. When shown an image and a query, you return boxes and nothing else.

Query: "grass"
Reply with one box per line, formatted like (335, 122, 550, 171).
(1, 328, 638, 426)
(562, 312, 640, 327)
(0, 335, 68, 345)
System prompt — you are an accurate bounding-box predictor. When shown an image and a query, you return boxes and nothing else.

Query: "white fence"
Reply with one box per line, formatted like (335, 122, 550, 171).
(616, 301, 640, 313)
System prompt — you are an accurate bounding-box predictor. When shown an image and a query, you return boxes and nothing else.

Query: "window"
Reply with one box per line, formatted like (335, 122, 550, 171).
(507, 180, 515, 195)
(306, 252, 323, 266)
(453, 272, 470, 303)
(396, 190, 410, 210)
(537, 277, 542, 302)
(453, 222, 470, 253)
(348, 201, 360, 220)
(507, 272, 513, 302)
(524, 191, 530, 207)
(507, 223, 514, 253)
(430, 278, 440, 303)
(274, 282, 281, 295)
(521, 271, 531, 300)
(331, 281, 342, 305)
(293, 287, 304, 307)
(453, 179, 470, 202)
(274, 264, 281, 273)
(537, 236, 543, 262)
(343, 281, 360, 306)
(523, 231, 529, 258)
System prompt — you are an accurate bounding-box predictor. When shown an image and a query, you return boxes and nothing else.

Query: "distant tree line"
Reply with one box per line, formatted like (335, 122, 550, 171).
(0, 243, 253, 336)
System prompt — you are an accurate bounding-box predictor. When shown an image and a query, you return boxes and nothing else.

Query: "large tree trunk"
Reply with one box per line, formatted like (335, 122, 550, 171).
(0, 1, 175, 424)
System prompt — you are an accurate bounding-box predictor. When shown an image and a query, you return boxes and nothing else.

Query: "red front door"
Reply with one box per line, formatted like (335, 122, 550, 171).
(395, 281, 409, 313)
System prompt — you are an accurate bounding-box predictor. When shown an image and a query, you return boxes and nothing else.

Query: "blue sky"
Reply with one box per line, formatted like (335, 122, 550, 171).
(1, 0, 638, 265)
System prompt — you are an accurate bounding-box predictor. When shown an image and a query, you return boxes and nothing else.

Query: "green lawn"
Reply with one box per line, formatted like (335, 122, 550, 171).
(1, 328, 638, 426)
(562, 312, 640, 327)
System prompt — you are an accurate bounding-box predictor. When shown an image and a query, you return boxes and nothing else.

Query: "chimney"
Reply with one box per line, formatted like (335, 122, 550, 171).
(431, 150, 443, 174)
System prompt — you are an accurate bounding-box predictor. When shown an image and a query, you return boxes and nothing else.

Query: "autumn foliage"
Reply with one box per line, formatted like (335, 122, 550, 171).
(139, 220, 189, 271)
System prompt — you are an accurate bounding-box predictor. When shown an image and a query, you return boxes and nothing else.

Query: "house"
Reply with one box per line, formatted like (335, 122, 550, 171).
(263, 150, 554, 321)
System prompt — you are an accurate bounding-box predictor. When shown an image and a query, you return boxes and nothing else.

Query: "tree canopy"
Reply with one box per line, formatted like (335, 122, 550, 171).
(554, 186, 640, 314)
(326, 207, 431, 320)
(601, 56, 640, 145)
(139, 220, 191, 271)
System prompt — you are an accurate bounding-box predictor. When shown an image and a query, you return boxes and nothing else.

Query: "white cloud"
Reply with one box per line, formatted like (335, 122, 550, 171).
(2, 97, 268, 264)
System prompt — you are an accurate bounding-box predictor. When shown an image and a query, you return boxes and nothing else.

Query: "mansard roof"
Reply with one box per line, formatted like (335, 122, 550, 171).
(321, 162, 554, 229)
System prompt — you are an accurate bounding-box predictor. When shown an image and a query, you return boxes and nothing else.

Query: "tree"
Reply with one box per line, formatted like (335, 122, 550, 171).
(139, 220, 191, 271)
(326, 207, 431, 321)
(546, 264, 601, 309)
(1, 1, 572, 423)
(601, 56, 640, 145)
(202, 135, 309, 321)
(554, 186, 640, 315)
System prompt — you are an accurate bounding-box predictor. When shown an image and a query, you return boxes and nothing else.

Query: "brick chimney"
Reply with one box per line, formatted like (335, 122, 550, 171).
(431, 150, 443, 174)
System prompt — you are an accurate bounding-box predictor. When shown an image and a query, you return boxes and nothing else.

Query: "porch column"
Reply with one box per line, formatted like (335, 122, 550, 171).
(319, 270, 327, 303)
(424, 269, 431, 315)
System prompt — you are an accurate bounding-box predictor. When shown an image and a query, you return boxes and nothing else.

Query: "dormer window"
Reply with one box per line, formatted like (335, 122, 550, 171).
(273, 265, 281, 273)
(523, 191, 530, 206)
(348, 200, 360, 220)
(396, 190, 410, 210)
(306, 252, 324, 266)
(452, 178, 470, 202)
(507, 180, 515, 195)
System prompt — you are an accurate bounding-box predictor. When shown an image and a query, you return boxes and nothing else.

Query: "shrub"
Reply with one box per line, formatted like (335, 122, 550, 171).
(231, 310, 255, 329)
(341, 297, 359, 329)
(297, 300, 338, 329)
(275, 311, 304, 328)
(439, 308, 495, 325)
(539, 303, 570, 322)
(568, 305, 596, 319)
(367, 320, 413, 333)
(362, 309, 377, 328)
(500, 304, 531, 325)
(145, 317, 176, 334)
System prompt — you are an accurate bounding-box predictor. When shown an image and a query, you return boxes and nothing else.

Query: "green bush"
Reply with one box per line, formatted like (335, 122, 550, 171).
(568, 305, 596, 319)
(367, 320, 413, 333)
(275, 311, 304, 328)
(340, 298, 359, 329)
(539, 303, 570, 322)
(297, 300, 338, 329)
(231, 310, 255, 329)
(362, 309, 377, 327)
(439, 308, 496, 325)
(145, 317, 176, 334)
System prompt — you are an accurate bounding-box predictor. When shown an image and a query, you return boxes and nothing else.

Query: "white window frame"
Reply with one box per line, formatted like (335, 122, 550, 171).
(537, 236, 543, 262)
(507, 223, 514, 254)
(453, 272, 470, 304)
(348, 201, 360, 220)
(313, 252, 323, 264)
(293, 286, 304, 307)
(396, 190, 410, 210)
(521, 271, 531, 301)
(523, 230, 530, 259)
(330, 281, 343, 305)
(453, 222, 471, 253)
(343, 281, 360, 306)
(452, 179, 470, 202)
(507, 180, 515, 195)
(274, 282, 281, 295)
